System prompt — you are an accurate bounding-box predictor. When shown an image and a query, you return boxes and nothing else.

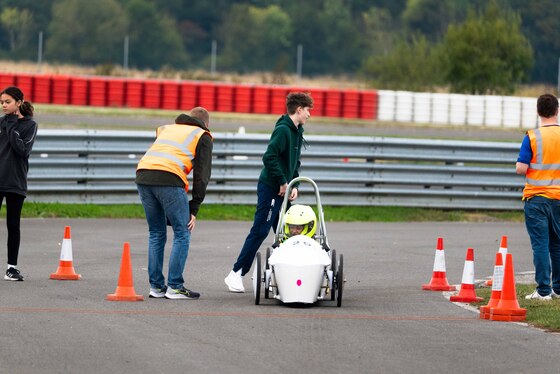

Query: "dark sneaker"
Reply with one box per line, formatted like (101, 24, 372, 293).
(149, 286, 167, 298)
(4, 268, 24, 281)
(165, 287, 200, 300)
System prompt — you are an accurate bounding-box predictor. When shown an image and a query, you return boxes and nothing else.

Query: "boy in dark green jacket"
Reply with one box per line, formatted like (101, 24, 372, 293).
(225, 92, 313, 292)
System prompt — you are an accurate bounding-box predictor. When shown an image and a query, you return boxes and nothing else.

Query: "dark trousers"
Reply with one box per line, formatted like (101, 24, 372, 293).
(233, 182, 284, 276)
(0, 192, 25, 266)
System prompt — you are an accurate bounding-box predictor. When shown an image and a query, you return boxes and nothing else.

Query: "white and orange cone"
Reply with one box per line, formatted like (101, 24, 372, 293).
(485, 236, 508, 286)
(489, 254, 526, 322)
(480, 252, 504, 319)
(422, 237, 456, 291)
(450, 248, 482, 303)
(50, 226, 81, 280)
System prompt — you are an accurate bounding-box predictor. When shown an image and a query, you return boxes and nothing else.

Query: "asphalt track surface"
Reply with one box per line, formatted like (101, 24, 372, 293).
(2, 112, 549, 373)
(0, 218, 558, 374)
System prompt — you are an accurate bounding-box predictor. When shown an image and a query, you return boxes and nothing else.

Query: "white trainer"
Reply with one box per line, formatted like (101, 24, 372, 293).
(525, 290, 552, 301)
(552, 290, 560, 299)
(225, 269, 245, 293)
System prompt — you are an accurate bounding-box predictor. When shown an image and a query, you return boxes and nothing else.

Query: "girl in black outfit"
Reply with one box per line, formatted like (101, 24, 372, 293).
(0, 86, 38, 281)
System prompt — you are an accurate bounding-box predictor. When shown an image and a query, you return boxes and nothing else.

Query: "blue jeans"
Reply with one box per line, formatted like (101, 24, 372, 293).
(524, 196, 560, 296)
(137, 184, 191, 290)
(233, 182, 284, 275)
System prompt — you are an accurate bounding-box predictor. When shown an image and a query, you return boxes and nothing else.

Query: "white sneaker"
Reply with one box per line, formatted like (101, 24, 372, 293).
(525, 290, 552, 301)
(224, 269, 245, 293)
(149, 286, 167, 298)
(552, 290, 560, 299)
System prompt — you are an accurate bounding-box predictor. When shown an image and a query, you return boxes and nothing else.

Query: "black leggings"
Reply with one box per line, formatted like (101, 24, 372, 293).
(0, 192, 25, 266)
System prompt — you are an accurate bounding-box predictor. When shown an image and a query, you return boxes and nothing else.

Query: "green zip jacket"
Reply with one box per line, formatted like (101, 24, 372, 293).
(259, 114, 304, 191)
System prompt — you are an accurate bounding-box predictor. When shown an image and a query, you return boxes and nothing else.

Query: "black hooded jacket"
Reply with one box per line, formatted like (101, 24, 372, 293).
(135, 114, 213, 216)
(0, 114, 38, 196)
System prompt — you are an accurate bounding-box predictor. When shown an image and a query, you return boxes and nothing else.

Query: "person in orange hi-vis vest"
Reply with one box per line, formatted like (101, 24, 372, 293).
(516, 93, 560, 301)
(136, 107, 213, 300)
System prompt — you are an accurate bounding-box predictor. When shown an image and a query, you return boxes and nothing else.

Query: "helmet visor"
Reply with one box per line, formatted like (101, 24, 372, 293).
(288, 224, 305, 236)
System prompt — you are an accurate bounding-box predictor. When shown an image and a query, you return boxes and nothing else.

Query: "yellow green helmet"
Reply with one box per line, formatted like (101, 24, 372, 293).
(284, 204, 317, 238)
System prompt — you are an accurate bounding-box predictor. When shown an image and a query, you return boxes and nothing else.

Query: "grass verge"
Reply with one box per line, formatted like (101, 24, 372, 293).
(0, 203, 525, 222)
(473, 284, 560, 332)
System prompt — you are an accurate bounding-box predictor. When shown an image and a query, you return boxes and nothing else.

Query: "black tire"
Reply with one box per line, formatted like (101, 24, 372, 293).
(330, 249, 337, 301)
(265, 247, 271, 299)
(336, 254, 344, 307)
(253, 252, 261, 305)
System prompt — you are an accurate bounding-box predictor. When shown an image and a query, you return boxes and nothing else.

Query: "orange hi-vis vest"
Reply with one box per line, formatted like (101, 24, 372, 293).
(523, 125, 560, 200)
(136, 124, 211, 192)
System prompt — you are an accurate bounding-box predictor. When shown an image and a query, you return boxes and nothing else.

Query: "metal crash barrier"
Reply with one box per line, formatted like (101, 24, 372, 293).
(27, 130, 525, 210)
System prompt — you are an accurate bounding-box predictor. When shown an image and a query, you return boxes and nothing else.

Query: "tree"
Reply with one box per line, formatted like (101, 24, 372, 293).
(278, 0, 328, 75)
(361, 36, 444, 91)
(442, 2, 533, 94)
(45, 0, 129, 65)
(0, 7, 35, 55)
(219, 4, 292, 73)
(317, 0, 362, 72)
(401, 0, 476, 40)
(152, 0, 231, 69)
(0, 0, 552, 84)
(360, 6, 400, 57)
(357, 0, 408, 19)
(280, 0, 366, 75)
(122, 0, 188, 69)
(507, 0, 560, 84)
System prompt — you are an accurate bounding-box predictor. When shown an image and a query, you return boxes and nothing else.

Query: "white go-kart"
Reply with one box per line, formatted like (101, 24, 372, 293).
(252, 177, 344, 307)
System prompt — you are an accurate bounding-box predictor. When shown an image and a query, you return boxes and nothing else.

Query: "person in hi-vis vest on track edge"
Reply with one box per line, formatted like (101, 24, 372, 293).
(136, 107, 213, 300)
(516, 94, 560, 301)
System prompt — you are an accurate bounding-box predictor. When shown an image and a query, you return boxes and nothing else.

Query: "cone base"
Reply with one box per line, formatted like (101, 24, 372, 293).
(479, 300, 500, 316)
(50, 272, 81, 280)
(479, 306, 490, 314)
(422, 284, 456, 291)
(106, 293, 144, 302)
(50, 260, 81, 280)
(489, 307, 527, 316)
(450, 295, 483, 303)
(488, 313, 526, 322)
(106, 286, 144, 301)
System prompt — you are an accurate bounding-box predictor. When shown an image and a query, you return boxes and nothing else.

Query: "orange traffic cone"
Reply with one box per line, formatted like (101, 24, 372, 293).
(489, 253, 526, 322)
(485, 236, 508, 286)
(422, 238, 456, 291)
(50, 226, 81, 280)
(480, 252, 504, 319)
(450, 248, 483, 303)
(106, 242, 144, 301)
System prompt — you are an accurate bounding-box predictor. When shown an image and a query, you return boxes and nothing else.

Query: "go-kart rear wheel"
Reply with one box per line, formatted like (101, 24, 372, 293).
(330, 249, 337, 301)
(264, 247, 271, 299)
(253, 252, 262, 305)
(336, 254, 344, 307)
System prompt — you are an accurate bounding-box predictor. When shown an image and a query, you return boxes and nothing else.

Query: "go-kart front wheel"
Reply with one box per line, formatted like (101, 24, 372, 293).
(265, 247, 271, 299)
(330, 249, 337, 301)
(336, 254, 343, 307)
(253, 252, 262, 305)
